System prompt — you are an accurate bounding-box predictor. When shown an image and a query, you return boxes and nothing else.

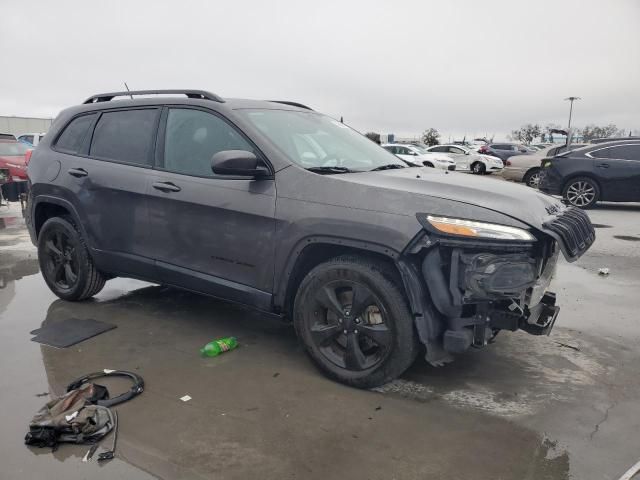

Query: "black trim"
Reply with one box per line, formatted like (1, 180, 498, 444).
(156, 260, 272, 311)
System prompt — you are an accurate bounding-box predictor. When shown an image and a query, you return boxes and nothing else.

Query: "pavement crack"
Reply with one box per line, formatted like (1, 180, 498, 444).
(589, 401, 616, 441)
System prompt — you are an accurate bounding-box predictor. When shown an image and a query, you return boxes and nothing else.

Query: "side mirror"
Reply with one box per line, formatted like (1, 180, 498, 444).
(211, 150, 268, 178)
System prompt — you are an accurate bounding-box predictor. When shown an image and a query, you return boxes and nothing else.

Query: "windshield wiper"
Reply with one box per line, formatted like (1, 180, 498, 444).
(369, 164, 407, 171)
(306, 166, 353, 174)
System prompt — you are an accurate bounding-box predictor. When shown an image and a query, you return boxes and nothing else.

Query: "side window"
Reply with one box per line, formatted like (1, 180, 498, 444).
(450, 147, 464, 154)
(430, 146, 445, 152)
(590, 148, 610, 159)
(20, 135, 34, 144)
(383, 146, 395, 154)
(90, 109, 158, 165)
(164, 108, 255, 177)
(397, 147, 409, 155)
(607, 145, 640, 161)
(55, 113, 98, 155)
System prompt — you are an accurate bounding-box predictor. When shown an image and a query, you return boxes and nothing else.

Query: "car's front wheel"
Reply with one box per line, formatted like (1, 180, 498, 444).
(38, 216, 106, 301)
(471, 162, 486, 174)
(294, 255, 418, 388)
(562, 177, 599, 208)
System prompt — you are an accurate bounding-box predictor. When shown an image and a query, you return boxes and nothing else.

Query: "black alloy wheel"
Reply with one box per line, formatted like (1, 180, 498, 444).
(294, 256, 418, 388)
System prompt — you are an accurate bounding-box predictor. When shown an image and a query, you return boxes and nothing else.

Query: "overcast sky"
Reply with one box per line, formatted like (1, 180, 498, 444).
(1, 0, 638, 140)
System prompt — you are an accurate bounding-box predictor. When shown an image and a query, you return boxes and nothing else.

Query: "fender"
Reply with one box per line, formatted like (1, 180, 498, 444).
(273, 235, 401, 310)
(31, 195, 90, 245)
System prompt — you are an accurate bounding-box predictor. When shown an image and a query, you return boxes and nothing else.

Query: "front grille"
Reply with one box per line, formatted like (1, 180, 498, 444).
(543, 207, 595, 260)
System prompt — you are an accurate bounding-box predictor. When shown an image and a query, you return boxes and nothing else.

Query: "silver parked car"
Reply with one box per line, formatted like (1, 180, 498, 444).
(502, 144, 588, 187)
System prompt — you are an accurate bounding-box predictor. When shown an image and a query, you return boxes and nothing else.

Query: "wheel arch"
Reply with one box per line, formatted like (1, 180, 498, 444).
(275, 237, 402, 318)
(33, 196, 86, 241)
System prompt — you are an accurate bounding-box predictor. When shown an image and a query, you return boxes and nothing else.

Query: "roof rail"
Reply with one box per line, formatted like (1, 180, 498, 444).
(269, 100, 313, 111)
(83, 89, 225, 104)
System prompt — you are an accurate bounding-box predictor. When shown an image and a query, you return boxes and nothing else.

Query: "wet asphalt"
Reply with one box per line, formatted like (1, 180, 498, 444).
(1, 194, 639, 480)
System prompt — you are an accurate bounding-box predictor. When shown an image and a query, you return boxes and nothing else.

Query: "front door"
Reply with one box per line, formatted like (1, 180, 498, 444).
(146, 107, 277, 309)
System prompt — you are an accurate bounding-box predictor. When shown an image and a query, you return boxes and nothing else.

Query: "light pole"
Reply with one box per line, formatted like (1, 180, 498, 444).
(564, 96, 580, 130)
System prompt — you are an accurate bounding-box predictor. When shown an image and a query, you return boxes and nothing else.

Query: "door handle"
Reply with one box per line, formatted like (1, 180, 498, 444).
(596, 163, 610, 168)
(68, 168, 88, 178)
(152, 181, 181, 193)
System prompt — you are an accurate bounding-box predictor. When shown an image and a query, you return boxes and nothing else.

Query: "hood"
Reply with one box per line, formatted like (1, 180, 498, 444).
(333, 167, 565, 230)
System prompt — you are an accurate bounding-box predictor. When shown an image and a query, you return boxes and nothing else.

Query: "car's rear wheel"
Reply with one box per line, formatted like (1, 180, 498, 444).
(471, 162, 486, 174)
(38, 216, 106, 301)
(293, 256, 418, 388)
(562, 177, 599, 208)
(523, 168, 541, 188)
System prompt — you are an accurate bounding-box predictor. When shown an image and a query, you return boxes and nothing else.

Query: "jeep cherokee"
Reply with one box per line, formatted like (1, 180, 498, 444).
(26, 89, 595, 388)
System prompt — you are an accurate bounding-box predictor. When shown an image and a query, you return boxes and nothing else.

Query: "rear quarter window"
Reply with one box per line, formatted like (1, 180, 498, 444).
(55, 113, 98, 154)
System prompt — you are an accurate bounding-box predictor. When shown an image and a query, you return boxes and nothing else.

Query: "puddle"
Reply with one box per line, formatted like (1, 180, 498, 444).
(614, 235, 640, 242)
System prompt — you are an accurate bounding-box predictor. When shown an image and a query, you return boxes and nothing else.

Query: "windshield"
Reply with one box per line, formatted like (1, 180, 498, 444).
(0, 142, 29, 156)
(238, 109, 404, 171)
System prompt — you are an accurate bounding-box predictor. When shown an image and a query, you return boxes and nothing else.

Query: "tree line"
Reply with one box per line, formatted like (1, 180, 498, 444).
(510, 123, 634, 144)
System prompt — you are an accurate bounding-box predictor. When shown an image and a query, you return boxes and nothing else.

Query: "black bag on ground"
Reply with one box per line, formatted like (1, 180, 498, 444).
(25, 383, 114, 448)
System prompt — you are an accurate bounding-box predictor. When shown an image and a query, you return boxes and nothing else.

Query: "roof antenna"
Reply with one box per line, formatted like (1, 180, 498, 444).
(340, 116, 344, 123)
(124, 82, 133, 100)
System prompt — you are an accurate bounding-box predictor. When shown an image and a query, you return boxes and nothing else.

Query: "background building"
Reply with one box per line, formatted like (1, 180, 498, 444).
(0, 116, 52, 136)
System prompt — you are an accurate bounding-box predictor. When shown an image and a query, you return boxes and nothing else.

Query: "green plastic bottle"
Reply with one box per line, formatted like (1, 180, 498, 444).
(200, 337, 238, 357)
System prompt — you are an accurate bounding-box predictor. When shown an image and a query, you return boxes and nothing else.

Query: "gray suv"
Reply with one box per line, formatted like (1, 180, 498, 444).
(26, 90, 595, 387)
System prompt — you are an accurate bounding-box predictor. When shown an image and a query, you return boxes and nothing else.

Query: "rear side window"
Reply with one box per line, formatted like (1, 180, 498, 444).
(607, 145, 640, 161)
(90, 109, 158, 165)
(590, 148, 610, 159)
(55, 114, 97, 154)
(163, 108, 255, 177)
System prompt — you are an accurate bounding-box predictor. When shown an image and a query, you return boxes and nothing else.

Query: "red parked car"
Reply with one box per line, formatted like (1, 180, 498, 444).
(0, 139, 30, 181)
(0, 139, 31, 202)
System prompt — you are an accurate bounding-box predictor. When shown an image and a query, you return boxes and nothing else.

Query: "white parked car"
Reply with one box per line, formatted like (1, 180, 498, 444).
(17, 132, 46, 147)
(425, 144, 504, 174)
(382, 143, 457, 171)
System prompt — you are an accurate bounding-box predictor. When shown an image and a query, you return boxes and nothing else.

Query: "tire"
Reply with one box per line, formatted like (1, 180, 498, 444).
(471, 162, 486, 174)
(38, 216, 106, 301)
(293, 255, 419, 388)
(562, 176, 600, 209)
(423, 162, 434, 168)
(523, 168, 541, 188)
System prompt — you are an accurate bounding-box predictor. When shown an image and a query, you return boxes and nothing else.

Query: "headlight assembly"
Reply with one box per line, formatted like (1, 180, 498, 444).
(420, 215, 536, 241)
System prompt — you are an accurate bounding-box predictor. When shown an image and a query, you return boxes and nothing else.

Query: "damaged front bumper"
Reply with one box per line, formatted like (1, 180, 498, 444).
(401, 206, 594, 362)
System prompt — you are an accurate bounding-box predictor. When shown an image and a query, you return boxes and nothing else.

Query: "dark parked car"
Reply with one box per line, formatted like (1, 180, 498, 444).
(539, 141, 640, 208)
(26, 89, 595, 387)
(478, 143, 533, 161)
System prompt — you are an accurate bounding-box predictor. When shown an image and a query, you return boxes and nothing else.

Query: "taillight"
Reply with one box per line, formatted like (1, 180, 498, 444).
(505, 160, 511, 166)
(25, 149, 33, 165)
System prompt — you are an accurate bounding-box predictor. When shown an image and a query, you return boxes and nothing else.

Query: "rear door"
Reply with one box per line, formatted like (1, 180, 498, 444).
(589, 144, 640, 201)
(57, 107, 159, 277)
(146, 106, 276, 309)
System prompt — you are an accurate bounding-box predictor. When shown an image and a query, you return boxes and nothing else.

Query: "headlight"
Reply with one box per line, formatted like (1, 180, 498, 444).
(422, 215, 536, 241)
